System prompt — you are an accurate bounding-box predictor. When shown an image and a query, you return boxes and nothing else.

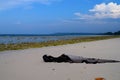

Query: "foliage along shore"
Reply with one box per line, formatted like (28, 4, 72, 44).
(0, 35, 120, 51)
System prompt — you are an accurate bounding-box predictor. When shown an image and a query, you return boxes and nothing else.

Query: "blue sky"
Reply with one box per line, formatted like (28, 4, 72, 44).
(0, 0, 120, 34)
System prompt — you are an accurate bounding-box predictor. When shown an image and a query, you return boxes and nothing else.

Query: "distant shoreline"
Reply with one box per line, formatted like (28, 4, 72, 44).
(0, 35, 120, 51)
(0, 33, 103, 36)
(0, 30, 120, 36)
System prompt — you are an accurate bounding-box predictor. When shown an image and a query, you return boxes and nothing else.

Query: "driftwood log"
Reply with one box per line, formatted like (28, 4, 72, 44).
(43, 54, 120, 64)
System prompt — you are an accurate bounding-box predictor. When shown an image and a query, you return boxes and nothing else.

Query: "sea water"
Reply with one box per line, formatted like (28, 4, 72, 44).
(0, 35, 104, 44)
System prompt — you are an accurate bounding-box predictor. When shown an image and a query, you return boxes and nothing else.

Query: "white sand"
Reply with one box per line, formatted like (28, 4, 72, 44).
(0, 38, 120, 80)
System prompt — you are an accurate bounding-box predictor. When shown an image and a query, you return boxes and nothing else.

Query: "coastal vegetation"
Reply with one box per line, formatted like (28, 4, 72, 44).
(0, 35, 120, 51)
(104, 30, 120, 35)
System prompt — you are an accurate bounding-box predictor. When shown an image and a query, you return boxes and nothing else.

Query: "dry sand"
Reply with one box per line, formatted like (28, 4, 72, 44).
(0, 38, 120, 80)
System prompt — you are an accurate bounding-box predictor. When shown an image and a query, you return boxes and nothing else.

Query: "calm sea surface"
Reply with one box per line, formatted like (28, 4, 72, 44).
(0, 35, 104, 44)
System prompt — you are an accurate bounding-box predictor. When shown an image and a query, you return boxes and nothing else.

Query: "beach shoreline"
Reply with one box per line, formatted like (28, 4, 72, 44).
(0, 38, 120, 80)
(0, 35, 120, 51)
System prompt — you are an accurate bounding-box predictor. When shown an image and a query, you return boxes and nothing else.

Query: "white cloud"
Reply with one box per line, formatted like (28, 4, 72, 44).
(0, 0, 61, 10)
(74, 12, 93, 19)
(75, 2, 120, 19)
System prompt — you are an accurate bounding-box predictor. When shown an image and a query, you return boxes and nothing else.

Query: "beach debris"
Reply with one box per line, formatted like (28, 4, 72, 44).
(95, 77, 105, 80)
(52, 68, 55, 71)
(43, 54, 120, 64)
(83, 46, 86, 48)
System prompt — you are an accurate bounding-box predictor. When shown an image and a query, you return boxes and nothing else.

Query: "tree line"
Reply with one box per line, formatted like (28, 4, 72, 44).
(104, 30, 120, 35)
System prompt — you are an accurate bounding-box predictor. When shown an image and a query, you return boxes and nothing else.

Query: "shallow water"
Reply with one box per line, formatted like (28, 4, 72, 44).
(0, 35, 104, 44)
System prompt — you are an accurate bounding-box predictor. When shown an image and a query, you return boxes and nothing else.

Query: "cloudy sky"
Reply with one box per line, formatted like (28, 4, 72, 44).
(0, 0, 120, 34)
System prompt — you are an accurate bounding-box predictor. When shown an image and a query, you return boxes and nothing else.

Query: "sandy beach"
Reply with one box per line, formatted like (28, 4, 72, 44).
(0, 38, 120, 80)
